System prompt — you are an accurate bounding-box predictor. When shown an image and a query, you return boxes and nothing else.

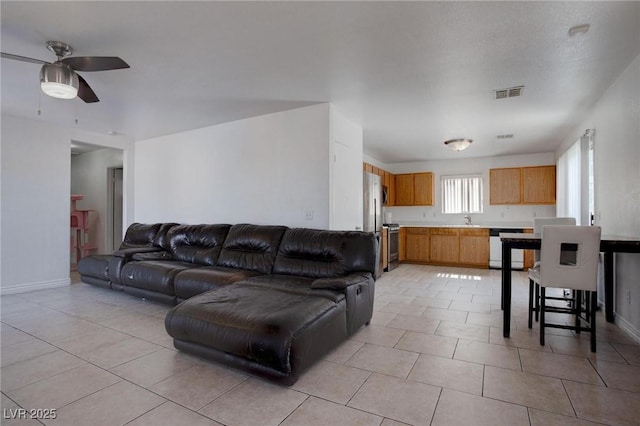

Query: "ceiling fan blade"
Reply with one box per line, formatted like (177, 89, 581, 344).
(1, 52, 49, 65)
(77, 74, 99, 103)
(61, 56, 129, 72)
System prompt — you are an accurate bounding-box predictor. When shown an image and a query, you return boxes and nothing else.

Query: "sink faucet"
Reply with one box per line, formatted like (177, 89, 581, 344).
(464, 215, 472, 225)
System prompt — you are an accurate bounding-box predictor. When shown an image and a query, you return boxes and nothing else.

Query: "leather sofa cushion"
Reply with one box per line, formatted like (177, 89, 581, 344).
(121, 260, 196, 295)
(153, 222, 180, 250)
(217, 224, 288, 274)
(239, 275, 345, 303)
(165, 285, 346, 375)
(273, 229, 378, 278)
(168, 224, 231, 266)
(119, 223, 162, 250)
(77, 254, 110, 280)
(173, 267, 263, 300)
(311, 272, 372, 290)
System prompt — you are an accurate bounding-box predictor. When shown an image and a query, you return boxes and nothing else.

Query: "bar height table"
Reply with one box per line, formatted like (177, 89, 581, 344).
(500, 233, 640, 338)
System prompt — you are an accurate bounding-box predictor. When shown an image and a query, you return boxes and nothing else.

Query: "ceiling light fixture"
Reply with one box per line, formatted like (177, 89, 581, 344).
(444, 138, 473, 152)
(568, 24, 590, 37)
(40, 62, 79, 99)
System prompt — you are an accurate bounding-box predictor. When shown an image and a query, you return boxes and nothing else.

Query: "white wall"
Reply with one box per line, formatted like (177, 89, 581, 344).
(367, 152, 557, 226)
(0, 114, 134, 294)
(1, 116, 71, 293)
(557, 54, 640, 339)
(329, 108, 364, 231)
(135, 104, 337, 228)
(71, 148, 124, 254)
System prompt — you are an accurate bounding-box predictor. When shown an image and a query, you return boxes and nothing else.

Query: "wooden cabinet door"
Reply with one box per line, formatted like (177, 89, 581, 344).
(395, 174, 414, 205)
(388, 173, 396, 207)
(523, 228, 534, 269)
(458, 228, 489, 266)
(490, 168, 521, 204)
(381, 228, 388, 270)
(405, 228, 429, 262)
(522, 166, 556, 204)
(385, 171, 396, 206)
(398, 227, 406, 261)
(429, 228, 459, 264)
(414, 172, 434, 206)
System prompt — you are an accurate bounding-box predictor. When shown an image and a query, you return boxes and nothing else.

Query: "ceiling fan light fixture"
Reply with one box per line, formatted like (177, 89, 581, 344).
(40, 63, 79, 99)
(444, 138, 473, 151)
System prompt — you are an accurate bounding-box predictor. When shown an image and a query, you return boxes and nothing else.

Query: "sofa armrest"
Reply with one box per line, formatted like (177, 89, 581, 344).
(108, 247, 168, 285)
(113, 246, 163, 259)
(131, 251, 173, 261)
(311, 273, 372, 291)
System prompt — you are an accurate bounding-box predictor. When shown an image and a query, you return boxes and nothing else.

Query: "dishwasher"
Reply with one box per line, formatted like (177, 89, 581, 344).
(489, 228, 524, 269)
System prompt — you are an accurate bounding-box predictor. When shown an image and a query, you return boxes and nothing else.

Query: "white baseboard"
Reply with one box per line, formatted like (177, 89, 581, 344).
(615, 315, 640, 344)
(0, 278, 70, 296)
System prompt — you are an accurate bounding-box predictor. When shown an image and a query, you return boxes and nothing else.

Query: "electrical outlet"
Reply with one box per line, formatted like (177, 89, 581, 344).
(626, 290, 631, 304)
(501, 211, 505, 218)
(304, 210, 313, 220)
(423, 211, 427, 218)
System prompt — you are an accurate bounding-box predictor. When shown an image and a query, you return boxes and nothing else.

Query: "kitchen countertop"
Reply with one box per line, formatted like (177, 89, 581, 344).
(398, 222, 533, 229)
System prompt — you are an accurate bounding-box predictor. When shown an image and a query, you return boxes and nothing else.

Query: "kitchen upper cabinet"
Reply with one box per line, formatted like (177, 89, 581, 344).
(489, 165, 556, 205)
(363, 162, 395, 206)
(458, 228, 489, 267)
(394, 172, 434, 206)
(429, 228, 459, 264)
(384, 171, 396, 206)
(395, 174, 415, 205)
(414, 173, 434, 205)
(522, 165, 556, 204)
(405, 228, 429, 262)
(490, 168, 521, 204)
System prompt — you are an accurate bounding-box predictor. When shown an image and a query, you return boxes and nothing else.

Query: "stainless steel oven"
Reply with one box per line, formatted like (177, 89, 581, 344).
(385, 223, 399, 271)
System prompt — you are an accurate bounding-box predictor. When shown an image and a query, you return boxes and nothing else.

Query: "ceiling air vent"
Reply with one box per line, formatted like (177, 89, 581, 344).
(497, 134, 514, 140)
(495, 86, 524, 100)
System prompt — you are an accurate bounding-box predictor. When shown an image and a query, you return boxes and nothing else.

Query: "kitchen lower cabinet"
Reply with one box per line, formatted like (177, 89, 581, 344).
(429, 228, 459, 264)
(405, 228, 429, 262)
(382, 228, 389, 270)
(458, 228, 489, 267)
(400, 227, 490, 268)
(523, 228, 534, 269)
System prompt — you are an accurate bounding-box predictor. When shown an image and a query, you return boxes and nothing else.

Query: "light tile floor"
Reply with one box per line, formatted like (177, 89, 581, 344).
(1, 265, 639, 426)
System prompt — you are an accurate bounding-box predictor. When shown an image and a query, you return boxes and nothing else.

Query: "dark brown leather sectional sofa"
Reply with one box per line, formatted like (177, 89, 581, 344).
(78, 222, 378, 384)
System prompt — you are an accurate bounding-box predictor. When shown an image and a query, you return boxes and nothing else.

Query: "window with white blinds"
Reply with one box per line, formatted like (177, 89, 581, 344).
(441, 175, 483, 214)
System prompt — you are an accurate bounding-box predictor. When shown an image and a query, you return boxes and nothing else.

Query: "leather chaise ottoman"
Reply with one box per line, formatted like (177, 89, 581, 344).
(165, 282, 348, 385)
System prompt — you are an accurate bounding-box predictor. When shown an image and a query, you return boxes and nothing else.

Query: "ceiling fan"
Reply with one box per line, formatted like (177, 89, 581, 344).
(1, 40, 129, 103)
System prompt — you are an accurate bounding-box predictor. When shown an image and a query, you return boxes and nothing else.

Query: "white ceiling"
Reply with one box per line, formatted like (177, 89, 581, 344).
(2, 1, 639, 163)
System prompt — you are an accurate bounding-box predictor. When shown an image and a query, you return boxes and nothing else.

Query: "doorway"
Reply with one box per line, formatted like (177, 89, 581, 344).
(70, 142, 124, 259)
(107, 167, 124, 252)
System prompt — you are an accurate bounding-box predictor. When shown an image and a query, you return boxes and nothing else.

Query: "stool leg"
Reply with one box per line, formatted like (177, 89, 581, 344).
(535, 283, 540, 321)
(528, 279, 534, 329)
(590, 291, 597, 353)
(575, 290, 582, 334)
(540, 287, 546, 346)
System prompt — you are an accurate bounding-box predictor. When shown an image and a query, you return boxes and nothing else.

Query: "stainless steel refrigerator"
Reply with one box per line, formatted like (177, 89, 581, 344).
(363, 171, 383, 276)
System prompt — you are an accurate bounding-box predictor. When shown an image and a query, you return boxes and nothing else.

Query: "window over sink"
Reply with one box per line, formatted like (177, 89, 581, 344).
(442, 174, 483, 214)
